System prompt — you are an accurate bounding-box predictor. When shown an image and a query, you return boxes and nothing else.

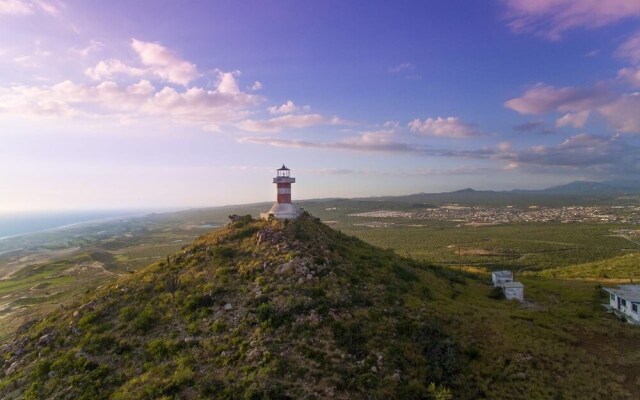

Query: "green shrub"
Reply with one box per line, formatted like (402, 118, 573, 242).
(133, 304, 158, 333)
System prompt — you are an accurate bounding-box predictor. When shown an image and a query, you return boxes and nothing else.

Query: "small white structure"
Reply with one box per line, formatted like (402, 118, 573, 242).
(603, 285, 640, 324)
(260, 165, 301, 220)
(502, 281, 524, 302)
(491, 270, 513, 287)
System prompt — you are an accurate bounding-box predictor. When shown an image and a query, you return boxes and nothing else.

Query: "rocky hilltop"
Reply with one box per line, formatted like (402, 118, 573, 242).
(0, 214, 463, 399)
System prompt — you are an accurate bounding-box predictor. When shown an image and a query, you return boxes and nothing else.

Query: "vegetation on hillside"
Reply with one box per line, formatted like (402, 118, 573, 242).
(2, 214, 640, 399)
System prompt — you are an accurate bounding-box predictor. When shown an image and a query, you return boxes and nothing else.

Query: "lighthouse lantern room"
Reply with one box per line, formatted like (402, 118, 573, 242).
(260, 165, 301, 220)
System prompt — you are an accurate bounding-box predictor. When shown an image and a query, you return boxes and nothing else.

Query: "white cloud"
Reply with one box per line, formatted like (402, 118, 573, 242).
(0, 75, 261, 127)
(0, 0, 61, 16)
(131, 39, 199, 85)
(240, 132, 640, 174)
(250, 81, 262, 91)
(0, 0, 33, 15)
(267, 100, 310, 115)
(556, 111, 590, 128)
(599, 93, 640, 133)
(502, 0, 640, 40)
(388, 62, 415, 74)
(618, 67, 640, 87)
(617, 31, 640, 65)
(504, 83, 609, 115)
(408, 116, 483, 138)
(71, 40, 103, 57)
(85, 39, 200, 86)
(216, 71, 240, 95)
(36, 0, 59, 16)
(85, 59, 145, 80)
(506, 83, 640, 134)
(238, 113, 343, 133)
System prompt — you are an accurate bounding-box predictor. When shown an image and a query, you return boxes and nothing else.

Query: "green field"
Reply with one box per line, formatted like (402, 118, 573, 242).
(344, 222, 640, 271)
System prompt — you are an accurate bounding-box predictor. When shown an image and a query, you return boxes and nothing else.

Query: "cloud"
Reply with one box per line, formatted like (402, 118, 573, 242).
(86, 39, 199, 85)
(238, 113, 344, 133)
(505, 83, 609, 115)
(507, 134, 639, 173)
(71, 40, 103, 57)
(250, 81, 262, 91)
(556, 111, 590, 128)
(388, 62, 415, 74)
(317, 168, 355, 175)
(408, 116, 483, 138)
(618, 67, 640, 87)
(131, 39, 199, 85)
(0, 0, 60, 16)
(599, 93, 640, 133)
(506, 83, 640, 133)
(0, 74, 261, 127)
(239, 132, 640, 175)
(616, 31, 640, 65)
(0, 0, 32, 14)
(502, 0, 640, 40)
(85, 59, 145, 80)
(267, 100, 310, 115)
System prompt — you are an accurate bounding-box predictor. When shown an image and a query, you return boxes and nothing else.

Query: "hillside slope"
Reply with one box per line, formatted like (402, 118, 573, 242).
(0, 214, 465, 399)
(1, 214, 639, 399)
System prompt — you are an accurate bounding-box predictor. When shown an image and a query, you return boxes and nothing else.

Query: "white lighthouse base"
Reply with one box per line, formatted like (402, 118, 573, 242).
(260, 203, 300, 220)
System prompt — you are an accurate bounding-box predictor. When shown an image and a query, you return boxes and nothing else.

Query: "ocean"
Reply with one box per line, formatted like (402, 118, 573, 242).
(0, 210, 148, 240)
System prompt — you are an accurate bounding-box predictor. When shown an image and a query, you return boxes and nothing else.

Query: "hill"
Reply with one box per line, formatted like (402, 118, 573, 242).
(0, 214, 465, 399)
(2, 214, 640, 399)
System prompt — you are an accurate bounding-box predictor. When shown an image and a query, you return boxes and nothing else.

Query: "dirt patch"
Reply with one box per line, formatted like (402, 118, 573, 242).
(63, 261, 112, 276)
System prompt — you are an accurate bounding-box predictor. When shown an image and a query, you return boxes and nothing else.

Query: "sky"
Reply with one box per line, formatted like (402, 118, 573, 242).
(1, 0, 640, 211)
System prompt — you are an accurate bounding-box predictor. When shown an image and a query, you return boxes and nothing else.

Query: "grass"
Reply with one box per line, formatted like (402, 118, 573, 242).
(346, 222, 638, 271)
(532, 253, 640, 280)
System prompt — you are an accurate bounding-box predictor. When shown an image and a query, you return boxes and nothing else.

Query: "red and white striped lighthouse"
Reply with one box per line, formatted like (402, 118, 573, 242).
(275, 164, 294, 203)
(261, 164, 301, 220)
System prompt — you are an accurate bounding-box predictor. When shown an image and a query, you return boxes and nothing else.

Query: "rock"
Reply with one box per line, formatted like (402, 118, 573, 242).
(306, 273, 313, 280)
(38, 333, 54, 347)
(246, 348, 262, 361)
(276, 261, 295, 275)
(224, 303, 233, 310)
(5, 361, 20, 375)
(392, 370, 401, 382)
(370, 366, 378, 373)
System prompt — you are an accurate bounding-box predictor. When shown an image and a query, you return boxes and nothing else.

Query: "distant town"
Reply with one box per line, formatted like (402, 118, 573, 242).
(348, 205, 640, 225)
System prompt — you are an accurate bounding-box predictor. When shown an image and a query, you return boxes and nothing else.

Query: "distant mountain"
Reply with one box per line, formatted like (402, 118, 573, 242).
(529, 180, 640, 195)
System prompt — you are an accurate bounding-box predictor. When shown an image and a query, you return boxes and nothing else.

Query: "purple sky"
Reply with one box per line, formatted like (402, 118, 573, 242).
(1, 0, 640, 211)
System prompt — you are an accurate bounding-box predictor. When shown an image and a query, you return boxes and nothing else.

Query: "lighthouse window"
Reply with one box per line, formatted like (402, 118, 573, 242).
(278, 188, 291, 194)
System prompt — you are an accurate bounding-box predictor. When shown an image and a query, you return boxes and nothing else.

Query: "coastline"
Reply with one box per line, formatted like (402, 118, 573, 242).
(0, 210, 154, 243)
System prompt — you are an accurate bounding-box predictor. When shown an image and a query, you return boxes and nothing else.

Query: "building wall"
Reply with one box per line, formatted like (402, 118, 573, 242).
(277, 183, 291, 203)
(608, 292, 640, 322)
(492, 275, 513, 287)
(504, 287, 523, 302)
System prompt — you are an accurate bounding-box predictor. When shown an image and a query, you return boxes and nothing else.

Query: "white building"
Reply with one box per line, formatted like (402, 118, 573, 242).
(491, 270, 513, 287)
(502, 281, 524, 302)
(603, 285, 640, 324)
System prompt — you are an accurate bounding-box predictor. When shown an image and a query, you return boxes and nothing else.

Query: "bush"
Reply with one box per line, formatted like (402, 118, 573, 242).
(488, 287, 505, 300)
(133, 304, 158, 333)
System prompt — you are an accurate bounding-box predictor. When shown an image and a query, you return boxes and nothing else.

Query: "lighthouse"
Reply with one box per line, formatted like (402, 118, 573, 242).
(260, 164, 301, 220)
